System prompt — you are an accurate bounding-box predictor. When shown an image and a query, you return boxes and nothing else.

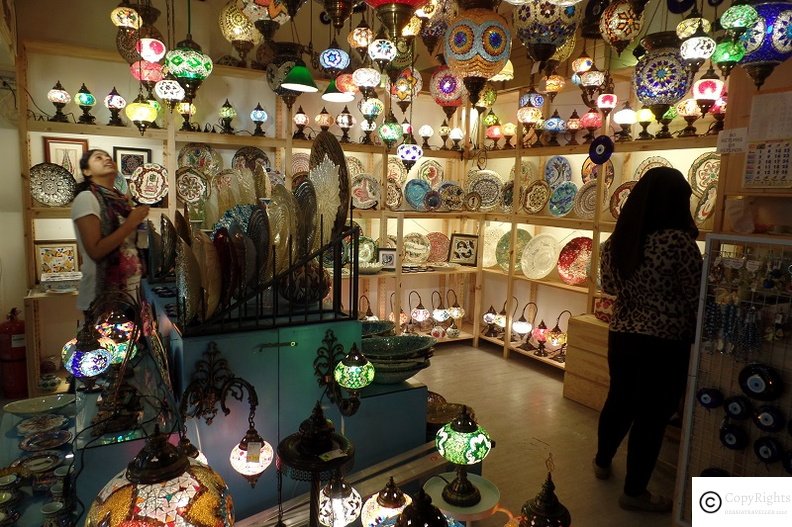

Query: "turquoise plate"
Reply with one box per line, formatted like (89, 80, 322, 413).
(404, 179, 431, 211)
(548, 181, 578, 217)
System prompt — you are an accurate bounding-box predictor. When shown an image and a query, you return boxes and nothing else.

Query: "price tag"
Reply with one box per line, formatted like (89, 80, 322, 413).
(319, 449, 348, 462)
(246, 442, 262, 464)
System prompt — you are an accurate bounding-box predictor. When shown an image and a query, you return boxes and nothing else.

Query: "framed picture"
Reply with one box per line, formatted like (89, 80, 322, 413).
(114, 147, 152, 177)
(377, 248, 397, 271)
(43, 137, 89, 181)
(448, 233, 479, 266)
(35, 242, 79, 278)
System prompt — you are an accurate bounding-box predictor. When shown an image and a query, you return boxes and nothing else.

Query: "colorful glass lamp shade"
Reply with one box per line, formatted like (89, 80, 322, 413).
(75, 83, 97, 125)
(532, 319, 549, 356)
(542, 74, 565, 101)
(353, 67, 382, 99)
(596, 92, 618, 117)
(397, 135, 424, 171)
(712, 37, 746, 78)
(219, 0, 262, 65)
(87, 434, 234, 527)
(513, 0, 583, 64)
(449, 127, 464, 150)
(491, 59, 514, 82)
(95, 310, 138, 365)
(368, 36, 398, 71)
(438, 120, 451, 149)
(501, 121, 517, 148)
(104, 87, 127, 126)
(446, 289, 466, 320)
(218, 98, 237, 134)
(251, 102, 269, 136)
(579, 108, 602, 143)
(126, 92, 159, 135)
(318, 474, 363, 527)
(320, 41, 352, 77)
(680, 24, 716, 74)
(164, 38, 214, 101)
(633, 32, 693, 124)
(435, 405, 492, 506)
(293, 106, 309, 140)
(154, 76, 185, 111)
(566, 109, 581, 145)
(738, 1, 792, 89)
(542, 109, 566, 146)
(599, 0, 643, 55)
(333, 344, 375, 392)
(62, 336, 112, 392)
(322, 80, 355, 104)
(430, 65, 466, 119)
(445, 3, 512, 105)
(635, 105, 654, 140)
(547, 309, 572, 363)
(348, 19, 375, 56)
(675, 98, 703, 137)
(692, 66, 725, 115)
(177, 101, 197, 132)
(282, 61, 319, 93)
(136, 37, 167, 62)
(612, 102, 637, 141)
(229, 426, 273, 486)
(676, 6, 711, 40)
(419, 124, 435, 148)
(708, 92, 728, 135)
(379, 112, 404, 149)
(337, 106, 356, 143)
(721, 3, 760, 33)
(316, 107, 336, 131)
(47, 80, 71, 123)
(111, 3, 142, 29)
(361, 477, 412, 527)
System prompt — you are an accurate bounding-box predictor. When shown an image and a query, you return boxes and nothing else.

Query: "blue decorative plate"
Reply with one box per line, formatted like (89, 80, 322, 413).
(548, 181, 578, 217)
(544, 156, 572, 190)
(404, 179, 432, 211)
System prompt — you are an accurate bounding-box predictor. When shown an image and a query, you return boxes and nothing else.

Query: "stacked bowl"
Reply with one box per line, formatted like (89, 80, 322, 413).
(361, 335, 436, 384)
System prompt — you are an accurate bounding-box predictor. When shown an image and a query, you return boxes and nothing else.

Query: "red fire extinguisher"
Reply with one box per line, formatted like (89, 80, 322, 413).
(0, 308, 28, 398)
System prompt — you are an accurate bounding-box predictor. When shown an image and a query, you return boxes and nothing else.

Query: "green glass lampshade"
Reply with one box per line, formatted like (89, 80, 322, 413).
(220, 99, 237, 119)
(281, 62, 319, 93)
(165, 47, 214, 81)
(75, 84, 96, 107)
(482, 110, 499, 127)
(435, 406, 492, 465)
(333, 344, 375, 390)
(720, 4, 759, 31)
(378, 118, 402, 147)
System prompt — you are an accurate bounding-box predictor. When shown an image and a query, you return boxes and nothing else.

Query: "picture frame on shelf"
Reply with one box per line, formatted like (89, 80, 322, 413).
(34, 241, 79, 279)
(378, 248, 397, 271)
(448, 233, 479, 266)
(114, 146, 152, 177)
(43, 137, 89, 181)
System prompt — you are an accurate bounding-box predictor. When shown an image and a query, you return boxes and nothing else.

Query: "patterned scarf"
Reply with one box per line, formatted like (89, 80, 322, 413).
(89, 182, 134, 292)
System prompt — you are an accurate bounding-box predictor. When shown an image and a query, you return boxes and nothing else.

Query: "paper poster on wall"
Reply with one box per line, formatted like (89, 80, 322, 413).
(716, 128, 748, 154)
(748, 92, 792, 141)
(742, 139, 792, 188)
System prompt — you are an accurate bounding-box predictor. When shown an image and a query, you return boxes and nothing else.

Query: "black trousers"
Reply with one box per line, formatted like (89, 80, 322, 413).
(595, 331, 690, 496)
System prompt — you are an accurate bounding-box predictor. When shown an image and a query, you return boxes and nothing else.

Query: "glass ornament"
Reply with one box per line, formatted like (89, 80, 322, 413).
(136, 37, 167, 62)
(739, 1, 792, 89)
(633, 32, 693, 108)
(318, 477, 362, 527)
(599, 0, 643, 54)
(111, 6, 141, 29)
(513, 0, 583, 62)
(435, 408, 492, 465)
(720, 4, 760, 31)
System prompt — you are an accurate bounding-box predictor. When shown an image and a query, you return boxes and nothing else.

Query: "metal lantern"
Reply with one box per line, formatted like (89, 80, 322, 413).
(445, 0, 512, 105)
(599, 0, 643, 55)
(219, 0, 262, 65)
(430, 65, 466, 119)
(739, 0, 792, 89)
(513, 0, 582, 63)
(633, 32, 693, 122)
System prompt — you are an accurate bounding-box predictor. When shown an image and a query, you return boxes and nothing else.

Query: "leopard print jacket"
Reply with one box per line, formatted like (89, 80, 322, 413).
(601, 229, 703, 343)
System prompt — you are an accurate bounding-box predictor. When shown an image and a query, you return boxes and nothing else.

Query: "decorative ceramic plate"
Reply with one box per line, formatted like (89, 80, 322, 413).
(29, 163, 76, 207)
(405, 179, 432, 211)
(10, 450, 64, 474)
(501, 181, 514, 213)
(417, 159, 444, 189)
(403, 232, 431, 264)
(557, 237, 593, 286)
(387, 156, 408, 185)
(310, 132, 349, 243)
(633, 155, 672, 180)
(468, 170, 502, 211)
(522, 180, 551, 214)
(309, 156, 342, 248)
(688, 152, 721, 197)
(386, 181, 402, 210)
(424, 190, 442, 211)
(520, 234, 560, 279)
(426, 232, 450, 262)
(232, 146, 271, 173)
(694, 181, 718, 226)
(378, 234, 398, 248)
(496, 229, 532, 271)
(483, 227, 508, 268)
(581, 158, 615, 188)
(3, 394, 74, 417)
(292, 181, 317, 256)
(548, 181, 578, 217)
(465, 191, 481, 212)
(544, 156, 572, 190)
(292, 152, 310, 174)
(510, 160, 537, 185)
(439, 182, 465, 211)
(346, 156, 365, 179)
(212, 204, 256, 234)
(130, 163, 169, 205)
(269, 184, 298, 274)
(351, 174, 380, 210)
(192, 230, 221, 319)
(16, 414, 68, 436)
(178, 143, 221, 175)
(609, 181, 636, 219)
(19, 430, 73, 452)
(358, 236, 378, 263)
(176, 237, 202, 322)
(175, 166, 209, 205)
(573, 180, 600, 220)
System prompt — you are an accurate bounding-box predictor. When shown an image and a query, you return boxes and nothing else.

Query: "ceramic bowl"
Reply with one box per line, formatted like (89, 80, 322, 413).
(372, 361, 430, 384)
(361, 320, 396, 338)
(362, 335, 436, 360)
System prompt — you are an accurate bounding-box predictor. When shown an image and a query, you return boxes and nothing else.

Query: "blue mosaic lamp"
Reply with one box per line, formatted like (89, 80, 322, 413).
(633, 31, 693, 122)
(319, 40, 351, 77)
(513, 0, 582, 63)
(738, 0, 792, 88)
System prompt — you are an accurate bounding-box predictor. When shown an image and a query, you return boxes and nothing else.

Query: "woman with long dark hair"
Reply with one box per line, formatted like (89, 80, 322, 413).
(593, 167, 702, 512)
(71, 149, 149, 312)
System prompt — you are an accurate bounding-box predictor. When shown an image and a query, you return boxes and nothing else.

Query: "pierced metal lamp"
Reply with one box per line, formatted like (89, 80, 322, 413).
(435, 405, 492, 507)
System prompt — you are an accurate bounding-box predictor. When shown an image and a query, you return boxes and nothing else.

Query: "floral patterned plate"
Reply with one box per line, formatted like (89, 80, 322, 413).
(633, 155, 671, 180)
(346, 156, 366, 179)
(510, 160, 537, 185)
(557, 237, 593, 286)
(19, 429, 72, 452)
(403, 232, 431, 264)
(501, 181, 514, 213)
(351, 174, 380, 210)
(386, 181, 402, 210)
(439, 182, 465, 211)
(573, 180, 601, 220)
(468, 170, 502, 211)
(16, 414, 68, 436)
(688, 152, 721, 197)
(520, 234, 560, 279)
(30, 163, 76, 207)
(178, 143, 222, 175)
(405, 179, 432, 211)
(130, 163, 169, 205)
(358, 236, 378, 263)
(694, 181, 718, 226)
(544, 155, 572, 190)
(496, 229, 532, 271)
(483, 226, 508, 268)
(426, 232, 450, 262)
(424, 190, 442, 211)
(417, 159, 444, 189)
(609, 181, 636, 219)
(175, 166, 209, 205)
(547, 181, 578, 217)
(522, 180, 551, 214)
(581, 157, 615, 188)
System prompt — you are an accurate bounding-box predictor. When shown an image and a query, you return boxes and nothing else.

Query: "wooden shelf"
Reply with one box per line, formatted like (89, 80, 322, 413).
(31, 206, 71, 218)
(175, 131, 286, 149)
(352, 209, 383, 219)
(510, 215, 595, 230)
(347, 266, 478, 280)
(382, 210, 484, 220)
(27, 119, 168, 140)
(414, 323, 475, 343)
(293, 139, 383, 154)
(479, 333, 565, 370)
(725, 191, 792, 198)
(482, 267, 588, 293)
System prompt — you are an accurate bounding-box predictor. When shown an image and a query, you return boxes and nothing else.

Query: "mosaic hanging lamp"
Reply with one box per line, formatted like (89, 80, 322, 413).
(738, 0, 792, 88)
(599, 0, 644, 55)
(514, 0, 583, 64)
(219, 0, 263, 65)
(430, 64, 467, 119)
(633, 31, 693, 123)
(165, 0, 214, 103)
(238, 0, 292, 41)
